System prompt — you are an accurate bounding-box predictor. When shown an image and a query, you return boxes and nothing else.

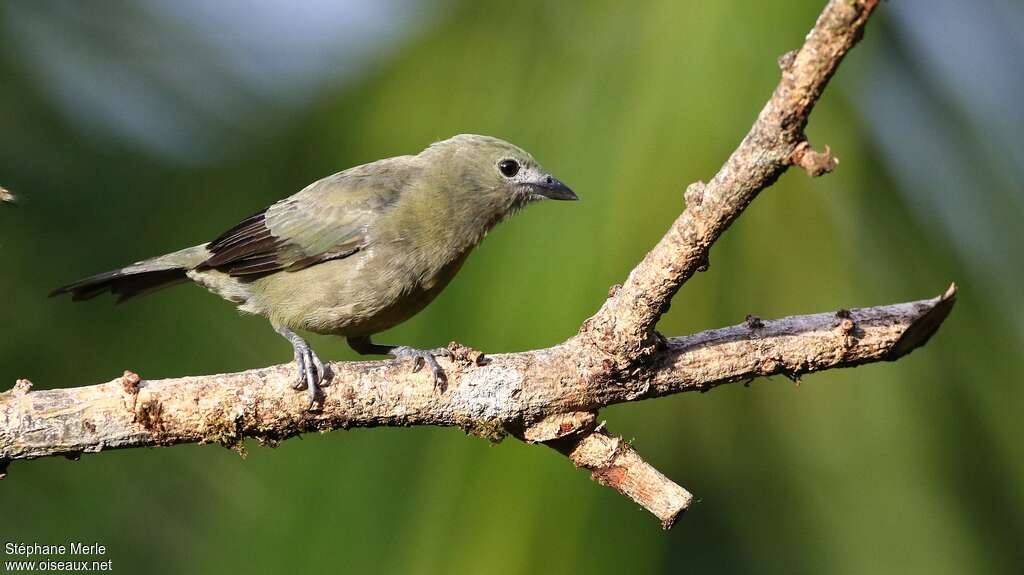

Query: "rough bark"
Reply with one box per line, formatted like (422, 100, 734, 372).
(1, 0, 941, 529)
(1, 287, 954, 524)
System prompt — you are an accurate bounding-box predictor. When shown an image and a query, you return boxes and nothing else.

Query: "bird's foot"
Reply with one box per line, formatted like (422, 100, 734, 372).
(277, 325, 330, 410)
(391, 346, 452, 390)
(292, 343, 330, 409)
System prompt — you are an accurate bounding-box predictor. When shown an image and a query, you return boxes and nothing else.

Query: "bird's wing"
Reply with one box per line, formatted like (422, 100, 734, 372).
(197, 160, 410, 278)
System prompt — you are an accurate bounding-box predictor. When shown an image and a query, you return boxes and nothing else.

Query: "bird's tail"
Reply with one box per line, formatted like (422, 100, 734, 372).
(51, 244, 209, 303)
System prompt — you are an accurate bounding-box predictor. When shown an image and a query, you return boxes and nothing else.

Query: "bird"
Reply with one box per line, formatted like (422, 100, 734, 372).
(51, 134, 578, 408)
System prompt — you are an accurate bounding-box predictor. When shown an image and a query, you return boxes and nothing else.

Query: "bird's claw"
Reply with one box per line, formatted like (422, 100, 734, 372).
(292, 344, 328, 409)
(393, 346, 451, 390)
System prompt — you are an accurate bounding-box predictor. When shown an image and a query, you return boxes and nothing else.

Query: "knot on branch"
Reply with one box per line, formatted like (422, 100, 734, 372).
(684, 181, 706, 208)
(576, 315, 661, 379)
(791, 141, 839, 177)
(121, 370, 140, 395)
(10, 379, 33, 396)
(446, 341, 489, 367)
(745, 314, 765, 330)
(777, 49, 798, 71)
(832, 309, 863, 351)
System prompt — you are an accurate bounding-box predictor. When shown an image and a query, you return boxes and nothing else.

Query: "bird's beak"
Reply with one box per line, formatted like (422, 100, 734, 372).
(528, 175, 578, 201)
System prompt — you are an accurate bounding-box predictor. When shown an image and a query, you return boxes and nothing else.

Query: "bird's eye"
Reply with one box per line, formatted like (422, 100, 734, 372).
(498, 159, 520, 178)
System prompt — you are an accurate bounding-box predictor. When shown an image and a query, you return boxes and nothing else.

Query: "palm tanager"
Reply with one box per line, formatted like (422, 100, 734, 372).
(52, 134, 577, 407)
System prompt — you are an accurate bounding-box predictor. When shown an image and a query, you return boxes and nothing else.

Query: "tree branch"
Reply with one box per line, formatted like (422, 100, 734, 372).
(580, 0, 880, 364)
(0, 0, 937, 530)
(550, 424, 695, 530)
(1, 288, 954, 504)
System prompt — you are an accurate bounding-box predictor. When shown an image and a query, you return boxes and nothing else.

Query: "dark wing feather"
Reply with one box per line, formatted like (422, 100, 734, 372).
(195, 160, 409, 278)
(200, 211, 282, 272)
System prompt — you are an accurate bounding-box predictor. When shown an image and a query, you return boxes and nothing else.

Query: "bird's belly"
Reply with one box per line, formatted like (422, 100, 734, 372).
(245, 248, 470, 337)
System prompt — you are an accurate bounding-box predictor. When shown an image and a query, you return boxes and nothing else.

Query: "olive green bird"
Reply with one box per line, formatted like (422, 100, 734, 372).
(52, 134, 577, 407)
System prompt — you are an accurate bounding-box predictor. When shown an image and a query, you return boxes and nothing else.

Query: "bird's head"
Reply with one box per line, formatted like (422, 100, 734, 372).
(419, 134, 578, 216)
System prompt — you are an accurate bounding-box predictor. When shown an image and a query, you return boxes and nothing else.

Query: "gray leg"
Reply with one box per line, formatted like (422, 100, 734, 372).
(275, 324, 328, 408)
(347, 336, 452, 389)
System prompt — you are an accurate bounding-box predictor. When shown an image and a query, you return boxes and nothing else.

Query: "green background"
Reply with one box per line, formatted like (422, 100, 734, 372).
(2, 1, 1021, 573)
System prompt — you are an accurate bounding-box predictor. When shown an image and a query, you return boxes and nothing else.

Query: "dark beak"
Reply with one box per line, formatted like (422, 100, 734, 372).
(530, 175, 578, 201)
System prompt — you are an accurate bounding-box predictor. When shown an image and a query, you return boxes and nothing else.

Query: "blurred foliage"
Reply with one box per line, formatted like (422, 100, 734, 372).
(1, 1, 1021, 574)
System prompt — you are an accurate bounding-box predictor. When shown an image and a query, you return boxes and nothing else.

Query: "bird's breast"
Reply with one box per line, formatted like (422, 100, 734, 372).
(249, 239, 473, 337)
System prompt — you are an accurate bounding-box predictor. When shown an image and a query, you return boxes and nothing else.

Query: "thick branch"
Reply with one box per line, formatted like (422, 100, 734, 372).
(581, 0, 879, 363)
(1, 287, 954, 466)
